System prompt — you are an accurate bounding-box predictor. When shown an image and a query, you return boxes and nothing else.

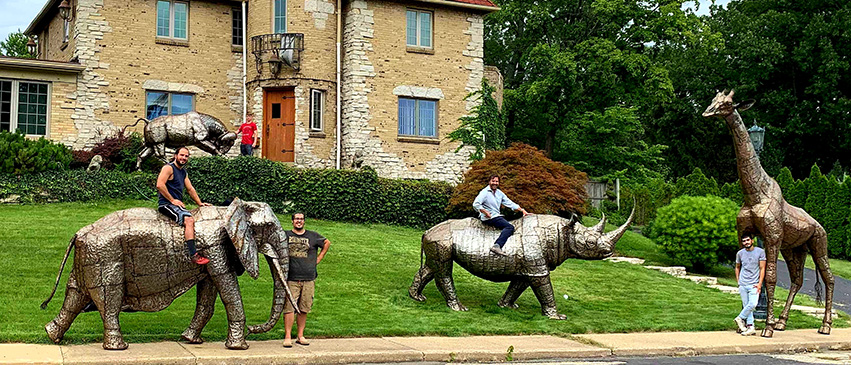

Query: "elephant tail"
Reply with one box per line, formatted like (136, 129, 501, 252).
(41, 234, 76, 310)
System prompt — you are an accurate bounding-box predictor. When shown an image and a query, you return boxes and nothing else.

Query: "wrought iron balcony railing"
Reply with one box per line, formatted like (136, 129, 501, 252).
(251, 33, 305, 74)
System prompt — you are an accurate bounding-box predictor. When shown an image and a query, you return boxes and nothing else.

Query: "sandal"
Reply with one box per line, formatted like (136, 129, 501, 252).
(283, 339, 293, 348)
(296, 338, 310, 346)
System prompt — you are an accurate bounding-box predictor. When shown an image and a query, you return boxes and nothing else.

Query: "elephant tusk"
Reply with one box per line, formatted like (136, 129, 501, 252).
(271, 258, 301, 314)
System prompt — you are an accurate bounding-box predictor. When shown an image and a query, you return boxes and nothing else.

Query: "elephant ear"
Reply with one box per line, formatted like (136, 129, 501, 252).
(225, 198, 260, 279)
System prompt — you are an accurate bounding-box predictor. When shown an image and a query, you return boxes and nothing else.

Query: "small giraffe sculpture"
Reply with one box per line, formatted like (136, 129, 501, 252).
(702, 89, 834, 337)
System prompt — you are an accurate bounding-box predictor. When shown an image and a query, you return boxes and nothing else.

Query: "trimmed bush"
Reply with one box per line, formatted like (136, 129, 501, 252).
(673, 168, 720, 198)
(446, 143, 588, 219)
(649, 195, 740, 272)
(0, 157, 452, 228)
(0, 131, 72, 174)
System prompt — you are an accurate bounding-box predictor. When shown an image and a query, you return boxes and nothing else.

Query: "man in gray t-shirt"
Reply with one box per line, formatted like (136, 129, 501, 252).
(734, 234, 766, 336)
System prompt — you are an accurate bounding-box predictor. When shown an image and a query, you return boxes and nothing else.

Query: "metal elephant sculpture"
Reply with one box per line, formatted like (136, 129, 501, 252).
(41, 198, 292, 350)
(409, 209, 634, 319)
(134, 112, 238, 169)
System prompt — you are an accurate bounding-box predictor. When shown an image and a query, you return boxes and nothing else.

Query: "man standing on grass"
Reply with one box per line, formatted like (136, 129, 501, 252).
(734, 234, 766, 336)
(156, 147, 212, 265)
(283, 212, 331, 348)
(473, 174, 529, 256)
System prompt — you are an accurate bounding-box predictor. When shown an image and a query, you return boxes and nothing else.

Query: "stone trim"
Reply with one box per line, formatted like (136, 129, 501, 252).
(406, 46, 435, 55)
(392, 85, 444, 100)
(155, 38, 189, 47)
(304, 0, 335, 30)
(397, 136, 440, 145)
(142, 80, 204, 94)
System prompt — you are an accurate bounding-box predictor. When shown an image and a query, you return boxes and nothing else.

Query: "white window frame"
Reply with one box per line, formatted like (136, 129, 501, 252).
(0, 79, 51, 137)
(232, 5, 244, 46)
(406, 8, 433, 49)
(156, 0, 189, 40)
(145, 90, 196, 119)
(273, 0, 287, 33)
(309, 89, 325, 132)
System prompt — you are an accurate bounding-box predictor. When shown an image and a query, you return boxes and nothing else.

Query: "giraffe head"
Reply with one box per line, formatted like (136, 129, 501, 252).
(702, 89, 755, 118)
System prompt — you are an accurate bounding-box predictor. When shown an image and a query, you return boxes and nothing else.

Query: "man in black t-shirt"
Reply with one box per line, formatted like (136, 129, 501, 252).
(282, 212, 331, 348)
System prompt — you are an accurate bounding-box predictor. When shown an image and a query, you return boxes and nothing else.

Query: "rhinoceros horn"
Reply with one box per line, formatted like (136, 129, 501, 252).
(604, 205, 636, 245)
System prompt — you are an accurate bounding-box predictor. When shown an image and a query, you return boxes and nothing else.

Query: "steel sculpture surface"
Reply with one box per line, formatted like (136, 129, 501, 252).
(703, 90, 834, 337)
(41, 199, 293, 350)
(409, 210, 634, 319)
(134, 112, 237, 169)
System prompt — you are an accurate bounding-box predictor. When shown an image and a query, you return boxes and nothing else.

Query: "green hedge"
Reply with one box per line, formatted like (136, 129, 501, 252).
(0, 156, 452, 229)
(0, 131, 72, 174)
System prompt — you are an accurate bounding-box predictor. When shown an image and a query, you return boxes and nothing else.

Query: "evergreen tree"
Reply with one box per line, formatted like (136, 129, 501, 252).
(0, 30, 34, 58)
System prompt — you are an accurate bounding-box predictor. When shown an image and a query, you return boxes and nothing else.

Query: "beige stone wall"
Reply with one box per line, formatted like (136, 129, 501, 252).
(246, 0, 339, 167)
(40, 6, 77, 62)
(342, 0, 483, 183)
(61, 0, 244, 150)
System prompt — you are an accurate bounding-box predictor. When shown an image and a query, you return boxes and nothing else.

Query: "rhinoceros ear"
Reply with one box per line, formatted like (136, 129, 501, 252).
(225, 198, 260, 279)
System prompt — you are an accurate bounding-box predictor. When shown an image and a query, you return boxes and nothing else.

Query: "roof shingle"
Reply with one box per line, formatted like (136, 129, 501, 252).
(449, 0, 498, 8)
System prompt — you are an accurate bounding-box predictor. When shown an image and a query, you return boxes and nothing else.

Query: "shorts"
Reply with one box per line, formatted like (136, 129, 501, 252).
(158, 204, 192, 226)
(284, 280, 315, 314)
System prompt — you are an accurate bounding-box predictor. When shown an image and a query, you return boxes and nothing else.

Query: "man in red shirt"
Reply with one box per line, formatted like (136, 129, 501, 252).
(238, 113, 258, 156)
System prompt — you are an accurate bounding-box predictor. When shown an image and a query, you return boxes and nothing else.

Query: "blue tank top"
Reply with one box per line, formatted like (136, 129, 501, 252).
(158, 162, 187, 206)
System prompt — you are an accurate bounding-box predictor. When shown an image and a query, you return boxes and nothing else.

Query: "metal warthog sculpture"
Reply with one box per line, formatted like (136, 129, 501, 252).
(409, 209, 634, 319)
(133, 112, 237, 169)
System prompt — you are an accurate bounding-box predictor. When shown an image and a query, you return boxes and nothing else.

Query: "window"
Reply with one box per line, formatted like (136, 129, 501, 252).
(274, 0, 287, 33)
(146, 91, 194, 120)
(232, 5, 243, 46)
(406, 9, 432, 48)
(156, 0, 188, 40)
(0, 80, 49, 136)
(398, 98, 436, 137)
(310, 89, 325, 132)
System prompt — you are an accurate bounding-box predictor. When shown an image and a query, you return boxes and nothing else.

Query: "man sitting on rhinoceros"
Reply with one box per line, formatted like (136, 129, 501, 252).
(472, 175, 529, 256)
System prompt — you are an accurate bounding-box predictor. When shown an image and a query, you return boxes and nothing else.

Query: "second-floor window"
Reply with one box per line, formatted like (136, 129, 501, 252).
(406, 9, 432, 48)
(157, 0, 188, 40)
(232, 5, 243, 46)
(274, 0, 287, 33)
(310, 89, 325, 132)
(398, 97, 437, 138)
(146, 91, 194, 120)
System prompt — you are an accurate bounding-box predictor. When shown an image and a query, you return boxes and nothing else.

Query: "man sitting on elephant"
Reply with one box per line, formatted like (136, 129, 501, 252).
(472, 174, 529, 256)
(156, 146, 211, 265)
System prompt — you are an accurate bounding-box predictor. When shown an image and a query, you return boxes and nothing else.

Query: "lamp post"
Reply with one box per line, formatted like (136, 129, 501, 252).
(58, 0, 72, 20)
(26, 37, 37, 56)
(747, 120, 769, 320)
(748, 121, 765, 157)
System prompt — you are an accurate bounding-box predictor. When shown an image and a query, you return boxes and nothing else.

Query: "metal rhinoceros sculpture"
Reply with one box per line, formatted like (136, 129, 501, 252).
(409, 209, 634, 319)
(134, 112, 237, 169)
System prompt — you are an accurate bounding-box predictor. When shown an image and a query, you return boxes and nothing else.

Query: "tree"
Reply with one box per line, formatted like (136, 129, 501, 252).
(446, 143, 587, 218)
(0, 30, 34, 58)
(447, 79, 506, 161)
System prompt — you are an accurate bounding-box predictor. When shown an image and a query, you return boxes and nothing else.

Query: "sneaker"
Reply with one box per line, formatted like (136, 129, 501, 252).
(741, 326, 756, 336)
(490, 245, 508, 257)
(734, 317, 746, 333)
(192, 253, 210, 265)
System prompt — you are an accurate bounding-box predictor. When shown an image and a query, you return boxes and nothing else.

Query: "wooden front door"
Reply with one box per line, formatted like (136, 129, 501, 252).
(263, 89, 295, 162)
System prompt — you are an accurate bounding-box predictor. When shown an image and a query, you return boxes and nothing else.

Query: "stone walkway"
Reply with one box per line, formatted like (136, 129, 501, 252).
(3, 329, 851, 364)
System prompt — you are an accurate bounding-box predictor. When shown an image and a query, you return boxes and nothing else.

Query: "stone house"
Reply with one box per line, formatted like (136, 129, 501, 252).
(9, 0, 500, 183)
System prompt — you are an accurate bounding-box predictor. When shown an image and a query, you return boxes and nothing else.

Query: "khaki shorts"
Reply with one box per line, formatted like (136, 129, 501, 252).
(284, 280, 315, 314)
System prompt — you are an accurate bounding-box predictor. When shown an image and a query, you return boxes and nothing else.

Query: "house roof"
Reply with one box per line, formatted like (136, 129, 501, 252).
(409, 0, 499, 12)
(0, 55, 85, 73)
(24, 0, 61, 35)
(450, 0, 498, 7)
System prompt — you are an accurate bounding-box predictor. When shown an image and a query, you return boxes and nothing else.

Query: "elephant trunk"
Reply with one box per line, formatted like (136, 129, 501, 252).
(247, 256, 287, 334)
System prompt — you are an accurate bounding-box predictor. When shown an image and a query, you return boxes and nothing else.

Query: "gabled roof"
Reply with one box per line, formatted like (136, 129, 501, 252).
(25, 0, 61, 35)
(411, 0, 499, 12)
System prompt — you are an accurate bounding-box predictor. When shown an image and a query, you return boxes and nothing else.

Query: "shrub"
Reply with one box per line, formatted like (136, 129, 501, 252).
(71, 131, 158, 172)
(650, 195, 740, 272)
(446, 143, 588, 218)
(0, 169, 156, 203)
(0, 131, 71, 174)
(719, 181, 743, 205)
(673, 168, 720, 198)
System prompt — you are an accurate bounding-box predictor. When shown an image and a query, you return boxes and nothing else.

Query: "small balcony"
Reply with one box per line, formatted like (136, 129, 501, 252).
(251, 33, 305, 75)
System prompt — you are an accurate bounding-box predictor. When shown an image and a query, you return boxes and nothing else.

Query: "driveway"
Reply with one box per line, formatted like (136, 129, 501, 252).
(775, 260, 851, 309)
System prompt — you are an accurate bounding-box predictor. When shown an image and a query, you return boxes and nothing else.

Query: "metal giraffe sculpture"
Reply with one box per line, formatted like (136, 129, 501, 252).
(702, 90, 834, 337)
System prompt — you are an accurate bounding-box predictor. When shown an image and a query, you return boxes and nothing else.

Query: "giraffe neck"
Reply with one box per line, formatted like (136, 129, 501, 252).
(725, 110, 771, 205)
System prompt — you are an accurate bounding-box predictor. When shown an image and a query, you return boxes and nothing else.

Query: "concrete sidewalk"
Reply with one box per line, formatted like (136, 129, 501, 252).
(3, 329, 851, 365)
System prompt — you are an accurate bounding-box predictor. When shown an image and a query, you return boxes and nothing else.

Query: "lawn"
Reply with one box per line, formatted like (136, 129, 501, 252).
(0, 201, 832, 345)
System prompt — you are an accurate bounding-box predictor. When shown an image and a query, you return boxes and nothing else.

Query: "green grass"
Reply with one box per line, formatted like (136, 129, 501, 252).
(0, 201, 835, 344)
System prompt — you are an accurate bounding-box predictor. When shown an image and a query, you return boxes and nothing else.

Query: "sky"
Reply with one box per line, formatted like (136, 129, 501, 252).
(0, 0, 732, 50)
